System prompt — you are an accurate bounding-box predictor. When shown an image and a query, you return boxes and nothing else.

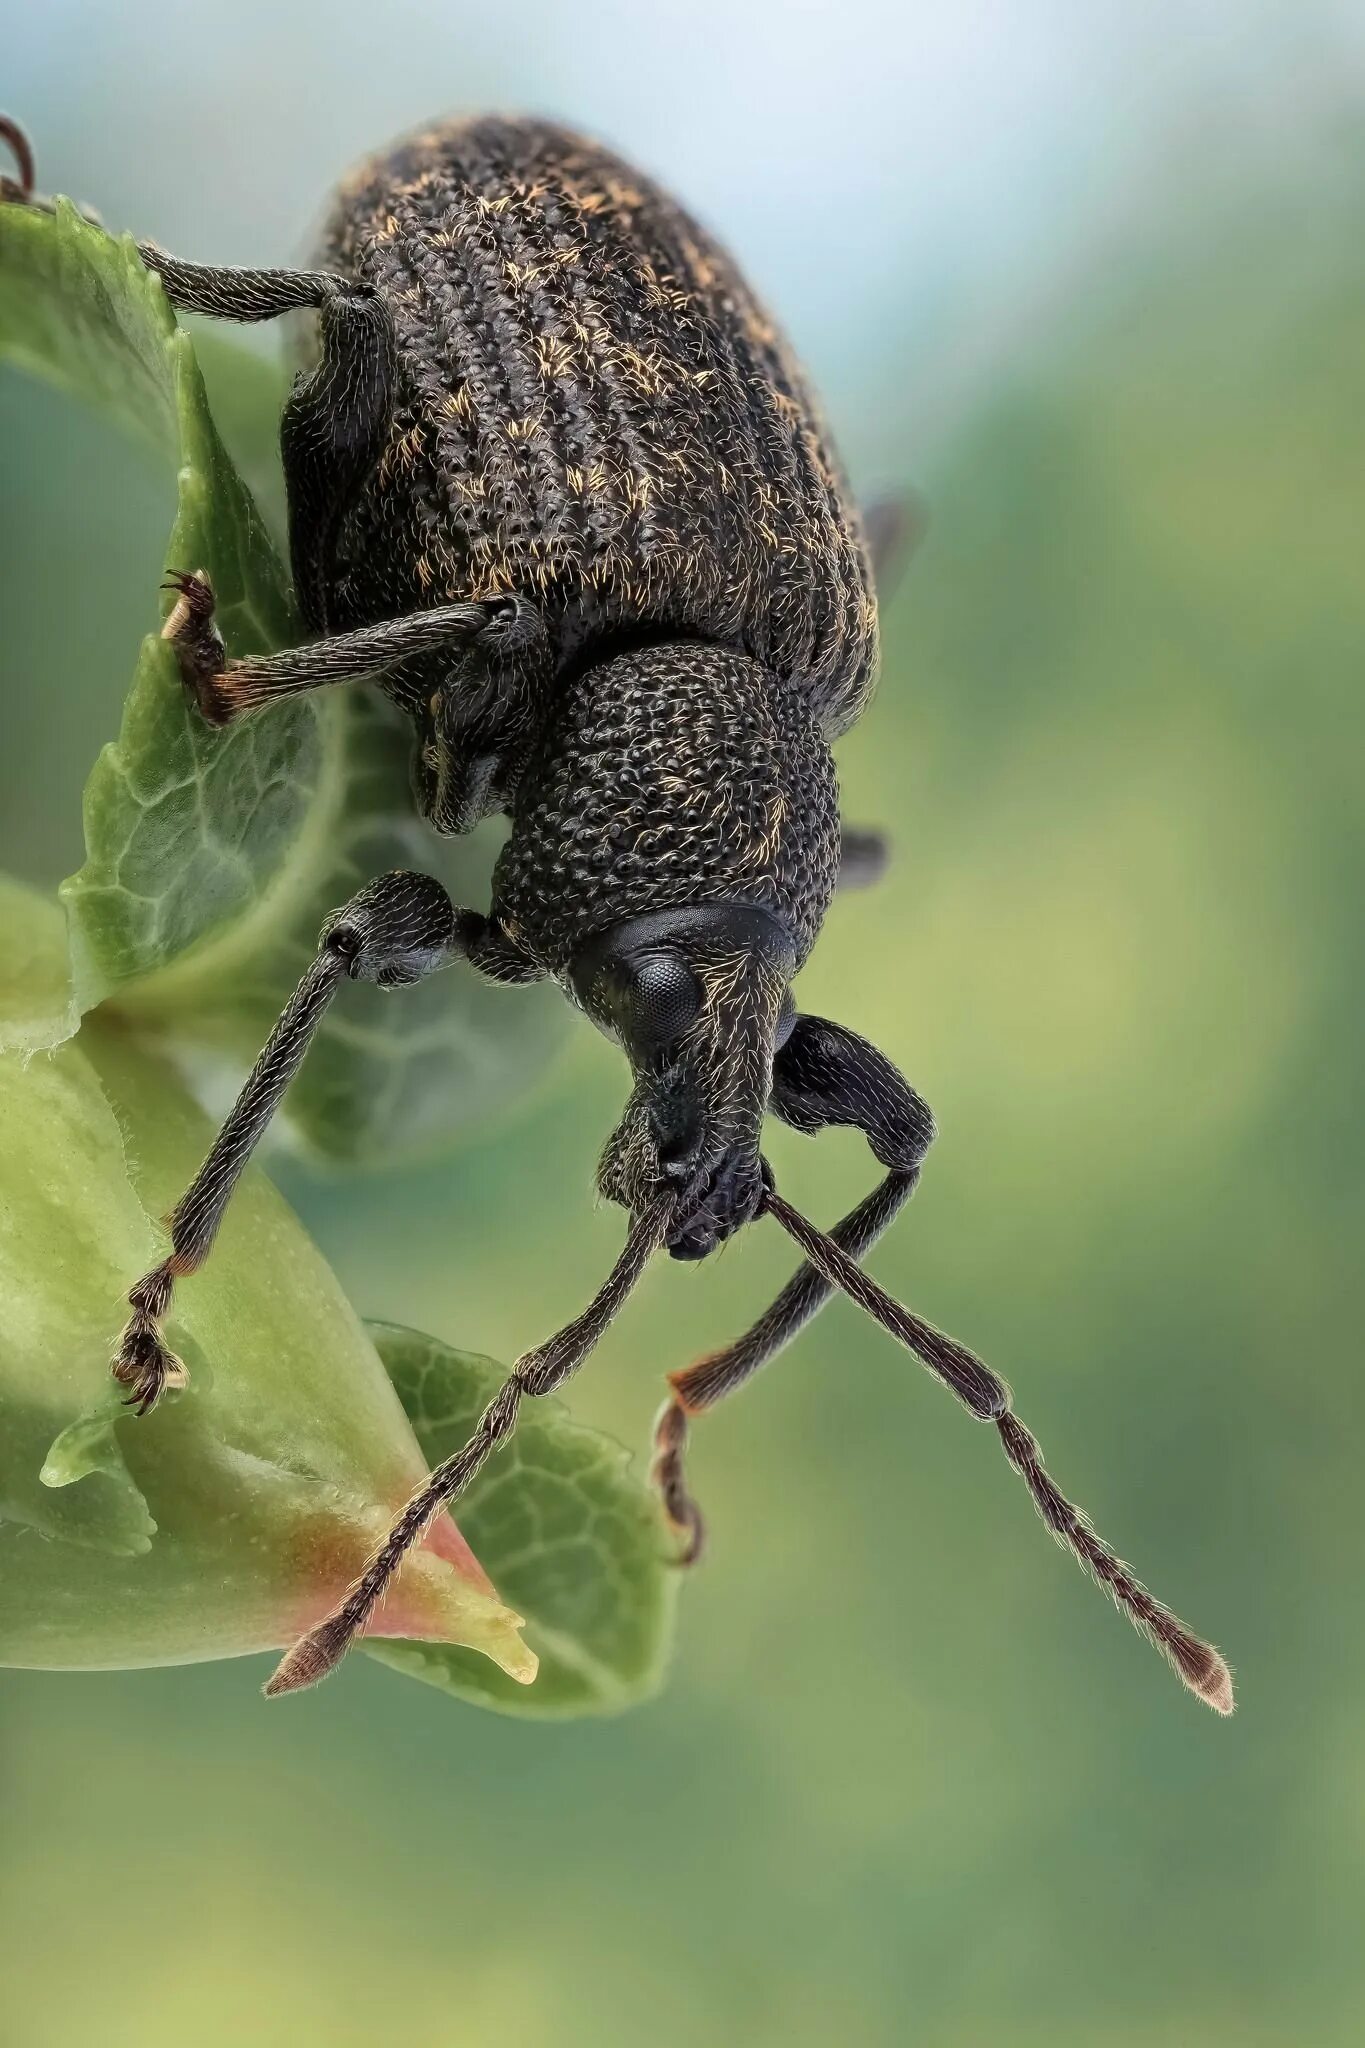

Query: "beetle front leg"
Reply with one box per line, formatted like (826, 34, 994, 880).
(266, 1199, 669, 1695)
(110, 870, 540, 1414)
(652, 1014, 935, 1558)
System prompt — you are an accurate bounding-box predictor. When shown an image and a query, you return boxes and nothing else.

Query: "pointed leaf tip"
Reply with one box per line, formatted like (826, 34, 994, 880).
(363, 1326, 678, 1717)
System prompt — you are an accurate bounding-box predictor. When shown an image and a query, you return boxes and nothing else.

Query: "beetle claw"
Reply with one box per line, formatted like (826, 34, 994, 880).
(160, 568, 230, 721)
(650, 1395, 708, 1566)
(665, 1499, 706, 1568)
(111, 1309, 189, 1416)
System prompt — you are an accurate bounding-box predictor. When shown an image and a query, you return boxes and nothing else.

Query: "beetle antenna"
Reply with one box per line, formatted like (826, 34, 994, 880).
(0, 116, 36, 200)
(265, 1199, 669, 1695)
(762, 1186, 1233, 1715)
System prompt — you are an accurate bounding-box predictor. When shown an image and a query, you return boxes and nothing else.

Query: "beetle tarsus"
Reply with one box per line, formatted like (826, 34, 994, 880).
(650, 1394, 707, 1566)
(111, 1257, 190, 1412)
(111, 1290, 189, 1415)
(160, 567, 232, 722)
(262, 1614, 355, 1697)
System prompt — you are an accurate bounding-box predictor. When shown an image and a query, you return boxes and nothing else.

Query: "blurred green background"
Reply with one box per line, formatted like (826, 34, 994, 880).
(3, 4, 1363, 2044)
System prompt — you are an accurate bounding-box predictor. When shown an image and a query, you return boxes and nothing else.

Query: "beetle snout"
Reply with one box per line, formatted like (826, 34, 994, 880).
(664, 1145, 767, 1261)
(650, 1100, 705, 1187)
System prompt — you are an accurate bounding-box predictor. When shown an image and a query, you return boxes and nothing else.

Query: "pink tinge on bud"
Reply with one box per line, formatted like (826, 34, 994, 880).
(419, 1502, 496, 1597)
(284, 1498, 535, 1689)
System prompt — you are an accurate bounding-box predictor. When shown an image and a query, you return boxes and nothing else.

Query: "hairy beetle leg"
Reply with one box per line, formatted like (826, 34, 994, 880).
(267, 1201, 671, 1694)
(162, 565, 547, 736)
(110, 1261, 191, 1415)
(107, 871, 527, 1416)
(644, 1014, 934, 1562)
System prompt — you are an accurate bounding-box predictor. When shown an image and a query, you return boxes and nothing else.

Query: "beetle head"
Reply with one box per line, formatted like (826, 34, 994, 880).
(491, 639, 841, 1252)
(572, 906, 796, 1258)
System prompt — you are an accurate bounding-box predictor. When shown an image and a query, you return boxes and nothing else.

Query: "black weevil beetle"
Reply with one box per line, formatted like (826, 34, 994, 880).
(1, 114, 1230, 1711)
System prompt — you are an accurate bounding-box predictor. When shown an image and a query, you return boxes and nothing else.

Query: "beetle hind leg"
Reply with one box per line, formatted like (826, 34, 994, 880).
(837, 824, 890, 890)
(3, 154, 399, 644)
(277, 283, 395, 625)
(132, 248, 397, 629)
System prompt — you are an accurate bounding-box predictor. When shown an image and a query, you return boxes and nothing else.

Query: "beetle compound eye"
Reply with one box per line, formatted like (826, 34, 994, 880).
(627, 952, 703, 1050)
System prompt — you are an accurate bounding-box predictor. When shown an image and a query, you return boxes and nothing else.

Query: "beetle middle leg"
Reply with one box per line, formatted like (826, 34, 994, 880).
(651, 1015, 935, 1558)
(863, 492, 927, 600)
(160, 567, 546, 732)
(831, 486, 932, 894)
(110, 869, 541, 1414)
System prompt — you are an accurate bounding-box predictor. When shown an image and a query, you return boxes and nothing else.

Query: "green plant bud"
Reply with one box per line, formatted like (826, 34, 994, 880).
(0, 886, 536, 1683)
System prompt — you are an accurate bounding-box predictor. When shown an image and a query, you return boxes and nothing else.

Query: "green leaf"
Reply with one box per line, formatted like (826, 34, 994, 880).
(0, 196, 180, 452)
(0, 196, 563, 1162)
(0, 882, 534, 1682)
(192, 327, 291, 536)
(367, 1324, 678, 1717)
(0, 872, 77, 1046)
(0, 878, 676, 1711)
